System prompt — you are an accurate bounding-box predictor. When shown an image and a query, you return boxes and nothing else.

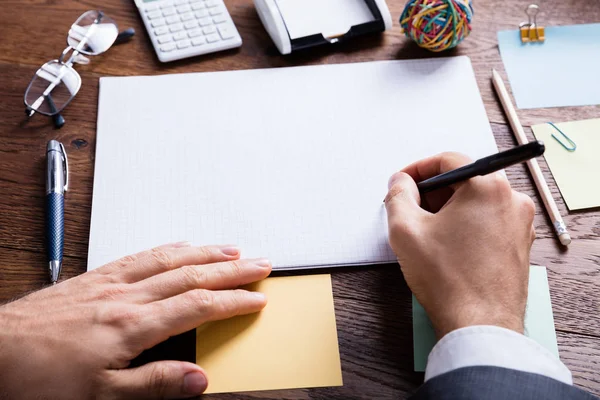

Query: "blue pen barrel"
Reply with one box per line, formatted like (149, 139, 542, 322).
(46, 140, 67, 283)
(46, 192, 64, 262)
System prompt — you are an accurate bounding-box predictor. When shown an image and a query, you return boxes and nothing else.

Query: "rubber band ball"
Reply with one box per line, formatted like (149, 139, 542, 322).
(399, 0, 474, 52)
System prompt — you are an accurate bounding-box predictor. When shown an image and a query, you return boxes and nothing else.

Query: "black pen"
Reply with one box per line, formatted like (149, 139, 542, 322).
(417, 141, 545, 194)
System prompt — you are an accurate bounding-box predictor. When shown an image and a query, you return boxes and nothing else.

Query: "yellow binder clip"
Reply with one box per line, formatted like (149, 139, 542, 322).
(520, 4, 545, 43)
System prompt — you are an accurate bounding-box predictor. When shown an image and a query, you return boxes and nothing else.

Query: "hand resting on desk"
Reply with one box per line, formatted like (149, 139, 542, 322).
(385, 152, 536, 339)
(0, 243, 271, 400)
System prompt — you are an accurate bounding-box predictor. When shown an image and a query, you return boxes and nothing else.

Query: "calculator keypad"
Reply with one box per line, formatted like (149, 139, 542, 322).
(140, 0, 242, 62)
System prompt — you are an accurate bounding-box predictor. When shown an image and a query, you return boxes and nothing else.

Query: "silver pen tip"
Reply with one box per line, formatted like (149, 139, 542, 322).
(49, 260, 62, 283)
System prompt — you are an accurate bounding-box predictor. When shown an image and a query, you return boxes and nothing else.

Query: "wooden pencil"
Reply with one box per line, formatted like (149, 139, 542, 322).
(491, 69, 571, 246)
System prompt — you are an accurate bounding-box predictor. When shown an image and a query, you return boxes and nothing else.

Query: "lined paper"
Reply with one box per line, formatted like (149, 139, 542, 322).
(88, 57, 497, 271)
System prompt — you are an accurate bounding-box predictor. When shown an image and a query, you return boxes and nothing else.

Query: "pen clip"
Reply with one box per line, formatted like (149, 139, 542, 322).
(59, 142, 69, 192)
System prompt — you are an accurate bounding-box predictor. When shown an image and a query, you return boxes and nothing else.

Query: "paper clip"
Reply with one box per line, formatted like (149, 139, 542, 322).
(547, 122, 577, 152)
(520, 4, 545, 43)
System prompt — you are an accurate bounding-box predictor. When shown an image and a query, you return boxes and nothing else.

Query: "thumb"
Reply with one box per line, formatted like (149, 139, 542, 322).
(107, 361, 208, 399)
(384, 171, 427, 223)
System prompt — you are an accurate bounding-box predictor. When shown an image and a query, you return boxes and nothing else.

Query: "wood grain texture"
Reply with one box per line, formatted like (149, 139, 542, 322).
(558, 331, 600, 395)
(1, 0, 599, 398)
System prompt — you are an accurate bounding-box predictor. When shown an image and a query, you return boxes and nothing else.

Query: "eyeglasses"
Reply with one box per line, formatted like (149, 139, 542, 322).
(24, 10, 134, 129)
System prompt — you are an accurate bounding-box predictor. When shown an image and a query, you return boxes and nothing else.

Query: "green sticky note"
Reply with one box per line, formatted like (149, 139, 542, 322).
(523, 266, 560, 357)
(413, 266, 559, 371)
(412, 297, 437, 372)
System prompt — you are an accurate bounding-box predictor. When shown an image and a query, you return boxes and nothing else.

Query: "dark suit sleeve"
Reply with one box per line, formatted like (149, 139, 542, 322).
(410, 366, 598, 400)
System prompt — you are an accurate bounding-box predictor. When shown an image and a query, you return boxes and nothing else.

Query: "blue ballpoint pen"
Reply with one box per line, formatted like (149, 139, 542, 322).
(46, 140, 68, 284)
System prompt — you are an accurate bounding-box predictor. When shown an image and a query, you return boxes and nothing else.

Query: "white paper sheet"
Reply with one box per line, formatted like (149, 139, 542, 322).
(88, 57, 498, 271)
(275, 0, 375, 39)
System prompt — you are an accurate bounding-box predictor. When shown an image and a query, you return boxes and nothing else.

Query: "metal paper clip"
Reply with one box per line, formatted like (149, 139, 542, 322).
(520, 4, 545, 43)
(547, 122, 577, 152)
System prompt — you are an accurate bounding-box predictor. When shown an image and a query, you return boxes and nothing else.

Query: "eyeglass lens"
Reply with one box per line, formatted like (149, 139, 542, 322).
(24, 61, 81, 116)
(67, 10, 119, 56)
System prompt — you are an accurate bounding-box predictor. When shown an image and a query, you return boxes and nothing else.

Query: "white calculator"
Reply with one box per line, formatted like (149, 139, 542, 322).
(134, 0, 242, 62)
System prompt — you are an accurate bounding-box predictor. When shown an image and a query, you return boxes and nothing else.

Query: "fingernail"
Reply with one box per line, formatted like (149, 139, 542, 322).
(183, 371, 208, 395)
(252, 292, 267, 302)
(219, 245, 239, 257)
(254, 258, 271, 269)
(173, 241, 192, 248)
(388, 173, 401, 190)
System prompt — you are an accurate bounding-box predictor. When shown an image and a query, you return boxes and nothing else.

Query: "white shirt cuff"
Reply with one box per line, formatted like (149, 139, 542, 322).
(425, 325, 572, 385)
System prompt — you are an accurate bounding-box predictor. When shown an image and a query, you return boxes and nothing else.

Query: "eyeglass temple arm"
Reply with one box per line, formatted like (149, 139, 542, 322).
(46, 94, 66, 129)
(25, 93, 66, 128)
(114, 28, 135, 45)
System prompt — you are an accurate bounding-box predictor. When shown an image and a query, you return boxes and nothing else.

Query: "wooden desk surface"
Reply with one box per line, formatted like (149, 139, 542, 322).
(1, 0, 599, 398)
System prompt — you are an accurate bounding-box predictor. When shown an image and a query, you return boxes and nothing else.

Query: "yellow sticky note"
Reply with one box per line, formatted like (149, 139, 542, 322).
(532, 118, 600, 210)
(196, 275, 343, 394)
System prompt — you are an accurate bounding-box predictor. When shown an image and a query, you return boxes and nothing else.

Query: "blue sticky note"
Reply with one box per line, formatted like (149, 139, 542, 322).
(498, 24, 600, 109)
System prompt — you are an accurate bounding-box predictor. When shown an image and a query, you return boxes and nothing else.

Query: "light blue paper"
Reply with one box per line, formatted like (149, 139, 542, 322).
(413, 266, 560, 372)
(498, 24, 600, 109)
